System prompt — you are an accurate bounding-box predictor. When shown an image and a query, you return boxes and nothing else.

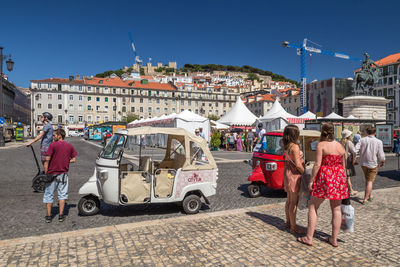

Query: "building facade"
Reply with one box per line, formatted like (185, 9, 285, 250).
(307, 78, 353, 117)
(30, 75, 238, 135)
(370, 53, 400, 126)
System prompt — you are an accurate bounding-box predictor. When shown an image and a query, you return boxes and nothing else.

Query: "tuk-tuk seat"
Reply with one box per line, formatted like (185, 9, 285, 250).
(139, 156, 153, 174)
(154, 169, 176, 198)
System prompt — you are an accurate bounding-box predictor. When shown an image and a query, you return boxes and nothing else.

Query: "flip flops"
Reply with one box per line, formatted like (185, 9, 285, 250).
(296, 237, 312, 246)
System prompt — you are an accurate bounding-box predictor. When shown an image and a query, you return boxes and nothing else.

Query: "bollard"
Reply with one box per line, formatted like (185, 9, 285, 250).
(0, 130, 4, 147)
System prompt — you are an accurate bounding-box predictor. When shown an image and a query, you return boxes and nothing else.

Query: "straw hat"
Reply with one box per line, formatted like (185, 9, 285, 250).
(342, 129, 352, 139)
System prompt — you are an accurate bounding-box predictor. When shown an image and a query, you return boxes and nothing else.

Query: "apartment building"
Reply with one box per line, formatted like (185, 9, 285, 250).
(30, 75, 238, 134)
(371, 53, 400, 126)
(280, 89, 301, 116)
(242, 94, 275, 117)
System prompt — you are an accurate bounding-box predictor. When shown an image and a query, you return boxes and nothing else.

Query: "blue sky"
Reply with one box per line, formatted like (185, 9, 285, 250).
(1, 0, 399, 87)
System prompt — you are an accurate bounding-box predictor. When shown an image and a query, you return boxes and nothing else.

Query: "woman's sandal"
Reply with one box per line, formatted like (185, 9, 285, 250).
(325, 236, 338, 247)
(290, 227, 306, 234)
(297, 237, 312, 246)
(368, 196, 374, 202)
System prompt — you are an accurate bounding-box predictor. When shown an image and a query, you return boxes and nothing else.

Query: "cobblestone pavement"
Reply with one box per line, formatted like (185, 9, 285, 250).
(0, 186, 399, 266)
(0, 137, 398, 240)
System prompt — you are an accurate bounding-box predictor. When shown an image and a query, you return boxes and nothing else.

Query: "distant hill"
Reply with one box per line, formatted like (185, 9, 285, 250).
(95, 64, 299, 87)
(180, 64, 299, 86)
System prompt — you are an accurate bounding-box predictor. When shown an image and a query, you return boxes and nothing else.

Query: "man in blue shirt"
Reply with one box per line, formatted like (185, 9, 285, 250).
(26, 112, 54, 165)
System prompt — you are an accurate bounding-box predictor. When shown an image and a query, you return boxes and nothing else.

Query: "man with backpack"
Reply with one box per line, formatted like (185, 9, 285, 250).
(43, 128, 77, 223)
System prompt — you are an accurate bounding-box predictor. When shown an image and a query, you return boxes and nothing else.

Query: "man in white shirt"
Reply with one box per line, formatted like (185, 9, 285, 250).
(355, 126, 385, 205)
(257, 123, 266, 140)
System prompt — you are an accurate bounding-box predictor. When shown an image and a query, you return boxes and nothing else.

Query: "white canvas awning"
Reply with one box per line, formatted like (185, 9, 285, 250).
(217, 97, 257, 126)
(210, 120, 229, 130)
(299, 111, 317, 120)
(323, 112, 344, 119)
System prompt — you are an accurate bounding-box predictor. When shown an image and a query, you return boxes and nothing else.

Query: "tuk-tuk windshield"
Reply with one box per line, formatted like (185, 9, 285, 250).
(254, 134, 283, 155)
(101, 134, 125, 159)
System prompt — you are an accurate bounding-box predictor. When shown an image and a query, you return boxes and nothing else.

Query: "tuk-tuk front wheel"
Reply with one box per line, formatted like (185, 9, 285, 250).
(182, 194, 202, 214)
(78, 195, 100, 216)
(248, 183, 261, 198)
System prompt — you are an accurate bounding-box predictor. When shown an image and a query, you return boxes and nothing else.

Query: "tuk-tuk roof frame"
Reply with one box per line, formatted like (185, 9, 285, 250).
(268, 129, 321, 137)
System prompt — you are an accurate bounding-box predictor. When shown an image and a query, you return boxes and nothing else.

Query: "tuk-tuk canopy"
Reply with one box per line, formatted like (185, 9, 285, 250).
(126, 127, 217, 170)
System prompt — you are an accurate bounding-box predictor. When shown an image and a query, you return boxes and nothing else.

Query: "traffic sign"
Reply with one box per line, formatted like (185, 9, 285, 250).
(0, 117, 5, 125)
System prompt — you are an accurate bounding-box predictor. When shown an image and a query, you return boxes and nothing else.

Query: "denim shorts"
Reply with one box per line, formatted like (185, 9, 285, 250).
(43, 173, 69, 203)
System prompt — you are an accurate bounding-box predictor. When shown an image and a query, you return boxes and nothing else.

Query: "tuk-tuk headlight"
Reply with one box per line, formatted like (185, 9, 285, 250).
(97, 169, 108, 180)
(266, 162, 277, 171)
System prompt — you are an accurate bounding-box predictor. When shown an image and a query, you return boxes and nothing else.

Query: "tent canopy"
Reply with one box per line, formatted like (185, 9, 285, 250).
(299, 111, 316, 119)
(217, 97, 257, 126)
(210, 120, 229, 130)
(259, 100, 298, 121)
(323, 112, 344, 119)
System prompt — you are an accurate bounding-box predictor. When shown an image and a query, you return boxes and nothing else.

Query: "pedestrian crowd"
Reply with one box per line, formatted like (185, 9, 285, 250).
(280, 123, 385, 247)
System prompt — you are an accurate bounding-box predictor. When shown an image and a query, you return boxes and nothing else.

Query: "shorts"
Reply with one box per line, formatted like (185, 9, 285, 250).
(361, 166, 378, 182)
(41, 146, 49, 161)
(43, 173, 69, 203)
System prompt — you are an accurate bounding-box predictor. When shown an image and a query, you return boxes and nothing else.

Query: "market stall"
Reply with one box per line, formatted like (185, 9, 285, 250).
(217, 97, 257, 128)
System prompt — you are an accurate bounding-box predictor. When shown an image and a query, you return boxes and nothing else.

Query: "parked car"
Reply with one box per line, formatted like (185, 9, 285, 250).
(69, 131, 84, 137)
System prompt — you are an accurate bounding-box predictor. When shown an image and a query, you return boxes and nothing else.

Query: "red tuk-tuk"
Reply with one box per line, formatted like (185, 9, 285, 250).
(247, 129, 320, 197)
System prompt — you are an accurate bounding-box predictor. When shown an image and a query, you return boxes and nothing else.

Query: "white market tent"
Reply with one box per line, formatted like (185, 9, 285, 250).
(258, 100, 307, 131)
(346, 115, 357, 119)
(299, 111, 317, 120)
(217, 97, 257, 126)
(323, 112, 344, 119)
(210, 120, 229, 130)
(128, 110, 210, 141)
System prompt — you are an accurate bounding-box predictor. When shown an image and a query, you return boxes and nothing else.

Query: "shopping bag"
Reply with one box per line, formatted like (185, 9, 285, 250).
(340, 204, 354, 233)
(297, 193, 310, 210)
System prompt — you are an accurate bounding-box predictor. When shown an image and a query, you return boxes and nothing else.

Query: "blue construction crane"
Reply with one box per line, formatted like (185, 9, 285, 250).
(281, 38, 361, 114)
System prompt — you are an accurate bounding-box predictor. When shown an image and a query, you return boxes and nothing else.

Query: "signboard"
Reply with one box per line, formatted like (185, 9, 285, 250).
(15, 127, 24, 141)
(93, 127, 102, 140)
(112, 125, 126, 134)
(376, 124, 393, 148)
(0, 117, 5, 125)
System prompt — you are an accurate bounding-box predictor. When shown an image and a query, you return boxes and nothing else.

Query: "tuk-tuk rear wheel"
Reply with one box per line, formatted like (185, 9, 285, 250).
(182, 194, 201, 214)
(78, 195, 100, 216)
(248, 183, 261, 198)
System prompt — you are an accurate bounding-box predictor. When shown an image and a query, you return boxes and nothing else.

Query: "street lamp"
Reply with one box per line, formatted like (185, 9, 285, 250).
(0, 47, 15, 118)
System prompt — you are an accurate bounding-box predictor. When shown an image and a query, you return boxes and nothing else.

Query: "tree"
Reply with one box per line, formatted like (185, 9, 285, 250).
(208, 114, 220, 121)
(140, 68, 145, 75)
(210, 131, 221, 149)
(122, 113, 140, 123)
(246, 73, 259, 81)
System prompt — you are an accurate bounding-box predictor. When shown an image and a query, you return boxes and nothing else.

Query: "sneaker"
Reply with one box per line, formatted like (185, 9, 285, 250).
(58, 214, 65, 222)
(45, 216, 52, 223)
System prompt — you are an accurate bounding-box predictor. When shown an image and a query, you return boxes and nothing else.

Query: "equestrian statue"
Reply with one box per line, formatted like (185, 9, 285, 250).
(353, 53, 381, 95)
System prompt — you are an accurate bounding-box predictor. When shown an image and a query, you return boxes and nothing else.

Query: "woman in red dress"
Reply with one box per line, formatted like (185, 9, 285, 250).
(297, 123, 348, 247)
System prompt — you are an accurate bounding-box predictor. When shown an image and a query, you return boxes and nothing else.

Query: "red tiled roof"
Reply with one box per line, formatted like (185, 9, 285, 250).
(31, 78, 85, 84)
(140, 75, 154, 80)
(129, 81, 176, 91)
(374, 53, 400, 66)
(84, 77, 130, 87)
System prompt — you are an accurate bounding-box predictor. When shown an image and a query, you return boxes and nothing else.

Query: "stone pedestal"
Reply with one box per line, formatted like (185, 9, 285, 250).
(340, 96, 390, 120)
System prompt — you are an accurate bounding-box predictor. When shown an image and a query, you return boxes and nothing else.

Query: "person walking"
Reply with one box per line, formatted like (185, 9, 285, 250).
(297, 123, 348, 247)
(257, 123, 266, 140)
(199, 127, 205, 138)
(43, 128, 77, 223)
(282, 125, 305, 234)
(353, 131, 361, 146)
(26, 112, 54, 165)
(236, 133, 243, 151)
(341, 129, 358, 196)
(247, 129, 255, 152)
(355, 126, 385, 205)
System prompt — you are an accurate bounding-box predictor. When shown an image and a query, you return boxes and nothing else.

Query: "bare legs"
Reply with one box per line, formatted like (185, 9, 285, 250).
(363, 181, 373, 203)
(285, 192, 303, 233)
(45, 200, 66, 217)
(298, 197, 342, 246)
(347, 177, 357, 195)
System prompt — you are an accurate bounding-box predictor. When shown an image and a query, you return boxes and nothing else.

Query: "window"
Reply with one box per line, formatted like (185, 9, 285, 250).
(388, 88, 394, 96)
(122, 89, 126, 94)
(148, 107, 152, 113)
(389, 77, 393, 85)
(96, 115, 101, 122)
(104, 88, 109, 94)
(156, 107, 160, 113)
(78, 116, 83, 123)
(122, 97, 126, 103)
(69, 95, 73, 101)
(164, 108, 168, 114)
(78, 95, 83, 101)
(88, 96, 91, 101)
(131, 89, 134, 95)
(113, 88, 116, 94)
(78, 104, 83, 111)
(69, 115, 74, 123)
(87, 105, 92, 110)
(388, 101, 393, 109)
(38, 83, 42, 88)
(113, 98, 116, 103)
(378, 79, 383, 86)
(48, 104, 52, 109)
(78, 86, 83, 92)
(48, 94, 52, 100)
(48, 83, 52, 89)
(164, 99, 168, 105)
(122, 106, 126, 112)
(131, 97, 135, 103)
(105, 106, 108, 111)
(148, 98, 152, 104)
(37, 103, 42, 109)
(105, 97, 108, 102)
(96, 87, 100, 93)
(96, 97, 100, 102)
(113, 106, 116, 111)
(96, 105, 100, 111)
(156, 98, 160, 104)
(87, 86, 92, 92)
(58, 115, 63, 124)
(377, 90, 383, 96)
(172, 108, 176, 113)
(104, 116, 109, 122)
(195, 109, 199, 114)
(58, 104, 62, 109)
(58, 94, 62, 100)
(131, 107, 135, 112)
(87, 115, 92, 122)
(181, 100, 185, 105)
(389, 65, 394, 75)
(140, 98, 143, 103)
(188, 100, 192, 106)
(140, 107, 143, 112)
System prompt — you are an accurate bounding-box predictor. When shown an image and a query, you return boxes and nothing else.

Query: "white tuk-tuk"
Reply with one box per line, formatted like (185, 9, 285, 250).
(78, 127, 218, 215)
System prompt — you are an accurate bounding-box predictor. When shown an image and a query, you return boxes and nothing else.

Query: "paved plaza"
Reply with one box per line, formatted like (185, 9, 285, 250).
(0, 138, 399, 266)
(0, 186, 399, 266)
